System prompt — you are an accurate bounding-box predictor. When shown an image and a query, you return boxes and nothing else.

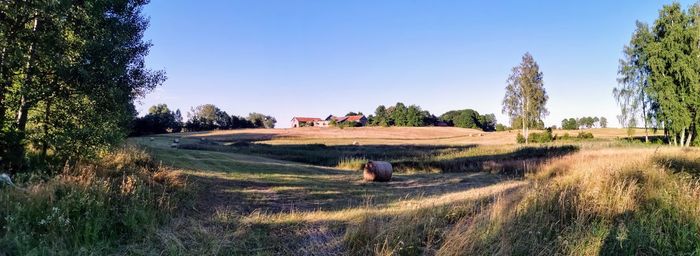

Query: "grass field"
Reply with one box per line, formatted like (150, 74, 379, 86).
(129, 127, 700, 255)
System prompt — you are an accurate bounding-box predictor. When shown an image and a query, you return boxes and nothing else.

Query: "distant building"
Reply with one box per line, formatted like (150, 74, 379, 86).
(291, 117, 321, 128)
(291, 114, 368, 128)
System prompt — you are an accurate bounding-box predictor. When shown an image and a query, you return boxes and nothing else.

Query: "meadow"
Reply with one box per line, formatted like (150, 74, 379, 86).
(110, 126, 698, 255)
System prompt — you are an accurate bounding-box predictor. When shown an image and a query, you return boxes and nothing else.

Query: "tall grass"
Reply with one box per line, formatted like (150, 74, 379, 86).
(340, 148, 700, 255)
(336, 157, 367, 170)
(0, 146, 187, 255)
(438, 148, 700, 255)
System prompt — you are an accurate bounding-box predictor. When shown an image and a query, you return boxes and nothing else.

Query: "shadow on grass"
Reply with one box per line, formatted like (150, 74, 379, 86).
(653, 153, 700, 176)
(178, 142, 579, 175)
(620, 135, 667, 144)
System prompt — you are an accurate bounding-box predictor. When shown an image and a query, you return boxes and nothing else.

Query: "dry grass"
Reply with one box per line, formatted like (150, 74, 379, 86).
(437, 147, 700, 255)
(128, 128, 700, 255)
(162, 126, 661, 147)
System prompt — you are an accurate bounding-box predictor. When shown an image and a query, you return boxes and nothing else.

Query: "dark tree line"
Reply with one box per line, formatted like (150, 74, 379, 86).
(369, 103, 436, 127)
(131, 104, 276, 135)
(0, 0, 165, 173)
(439, 109, 496, 131)
(561, 116, 608, 130)
(366, 102, 497, 131)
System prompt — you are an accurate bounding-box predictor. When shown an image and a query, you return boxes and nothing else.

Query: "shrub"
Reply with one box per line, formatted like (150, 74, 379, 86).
(0, 146, 186, 254)
(496, 124, 508, 131)
(577, 131, 594, 139)
(517, 129, 554, 144)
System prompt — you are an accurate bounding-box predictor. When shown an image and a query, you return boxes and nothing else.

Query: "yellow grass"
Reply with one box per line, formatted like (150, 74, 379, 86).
(130, 127, 700, 254)
(162, 126, 655, 146)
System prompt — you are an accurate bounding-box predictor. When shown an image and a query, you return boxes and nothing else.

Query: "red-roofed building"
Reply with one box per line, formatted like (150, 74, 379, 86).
(291, 114, 367, 128)
(291, 117, 322, 128)
(325, 114, 367, 127)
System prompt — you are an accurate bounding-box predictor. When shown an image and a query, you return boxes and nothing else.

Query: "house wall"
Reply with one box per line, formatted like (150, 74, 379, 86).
(314, 121, 330, 127)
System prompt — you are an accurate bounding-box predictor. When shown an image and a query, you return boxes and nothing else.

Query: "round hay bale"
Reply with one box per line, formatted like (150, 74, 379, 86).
(363, 161, 392, 182)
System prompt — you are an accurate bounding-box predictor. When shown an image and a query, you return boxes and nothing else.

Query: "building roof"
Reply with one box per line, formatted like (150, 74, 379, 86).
(345, 115, 365, 121)
(292, 117, 322, 122)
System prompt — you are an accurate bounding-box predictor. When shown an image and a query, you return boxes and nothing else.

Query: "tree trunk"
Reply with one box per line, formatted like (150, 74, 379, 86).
(0, 46, 8, 129)
(672, 133, 677, 146)
(642, 100, 649, 143)
(15, 17, 38, 133)
(11, 16, 38, 171)
(41, 98, 51, 158)
(523, 99, 528, 145)
(680, 128, 685, 148)
(686, 131, 693, 147)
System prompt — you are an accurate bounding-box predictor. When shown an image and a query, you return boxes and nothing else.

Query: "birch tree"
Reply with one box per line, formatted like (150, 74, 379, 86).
(502, 53, 549, 144)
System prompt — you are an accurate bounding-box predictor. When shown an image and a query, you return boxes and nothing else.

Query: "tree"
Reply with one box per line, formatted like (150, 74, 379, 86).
(599, 117, 608, 128)
(0, 1, 165, 172)
(644, 3, 700, 146)
(130, 104, 180, 135)
(405, 105, 427, 127)
(373, 105, 389, 126)
(345, 112, 363, 116)
(478, 114, 497, 132)
(561, 118, 578, 130)
(247, 113, 276, 128)
(174, 109, 183, 132)
(391, 103, 408, 126)
(615, 21, 653, 142)
(502, 53, 549, 144)
(186, 104, 220, 130)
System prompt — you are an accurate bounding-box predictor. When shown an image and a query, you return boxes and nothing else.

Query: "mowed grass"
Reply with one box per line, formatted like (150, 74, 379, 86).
(133, 128, 700, 255)
(134, 136, 521, 254)
(161, 126, 659, 146)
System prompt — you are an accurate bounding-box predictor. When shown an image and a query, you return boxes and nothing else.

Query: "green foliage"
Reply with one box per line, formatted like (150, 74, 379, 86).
(0, 0, 166, 173)
(561, 116, 606, 130)
(599, 117, 608, 128)
(372, 102, 434, 127)
(247, 112, 277, 129)
(616, 3, 700, 147)
(439, 109, 497, 131)
(561, 118, 579, 130)
(183, 104, 274, 131)
(516, 129, 554, 144)
(0, 147, 185, 254)
(495, 124, 508, 131)
(371, 105, 390, 126)
(503, 52, 549, 142)
(131, 104, 181, 136)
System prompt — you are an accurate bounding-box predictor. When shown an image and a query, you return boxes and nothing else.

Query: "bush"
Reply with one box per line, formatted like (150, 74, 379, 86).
(517, 129, 554, 144)
(496, 124, 508, 131)
(0, 147, 186, 254)
(577, 131, 594, 139)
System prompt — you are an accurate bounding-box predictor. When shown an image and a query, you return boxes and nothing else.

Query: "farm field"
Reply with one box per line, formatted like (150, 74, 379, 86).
(161, 126, 658, 146)
(130, 127, 700, 255)
(5, 1, 700, 255)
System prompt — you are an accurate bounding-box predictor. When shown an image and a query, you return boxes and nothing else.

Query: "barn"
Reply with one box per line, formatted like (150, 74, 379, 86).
(291, 117, 321, 128)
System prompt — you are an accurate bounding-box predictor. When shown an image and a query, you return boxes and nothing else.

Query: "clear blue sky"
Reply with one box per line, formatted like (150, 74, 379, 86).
(138, 0, 696, 128)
